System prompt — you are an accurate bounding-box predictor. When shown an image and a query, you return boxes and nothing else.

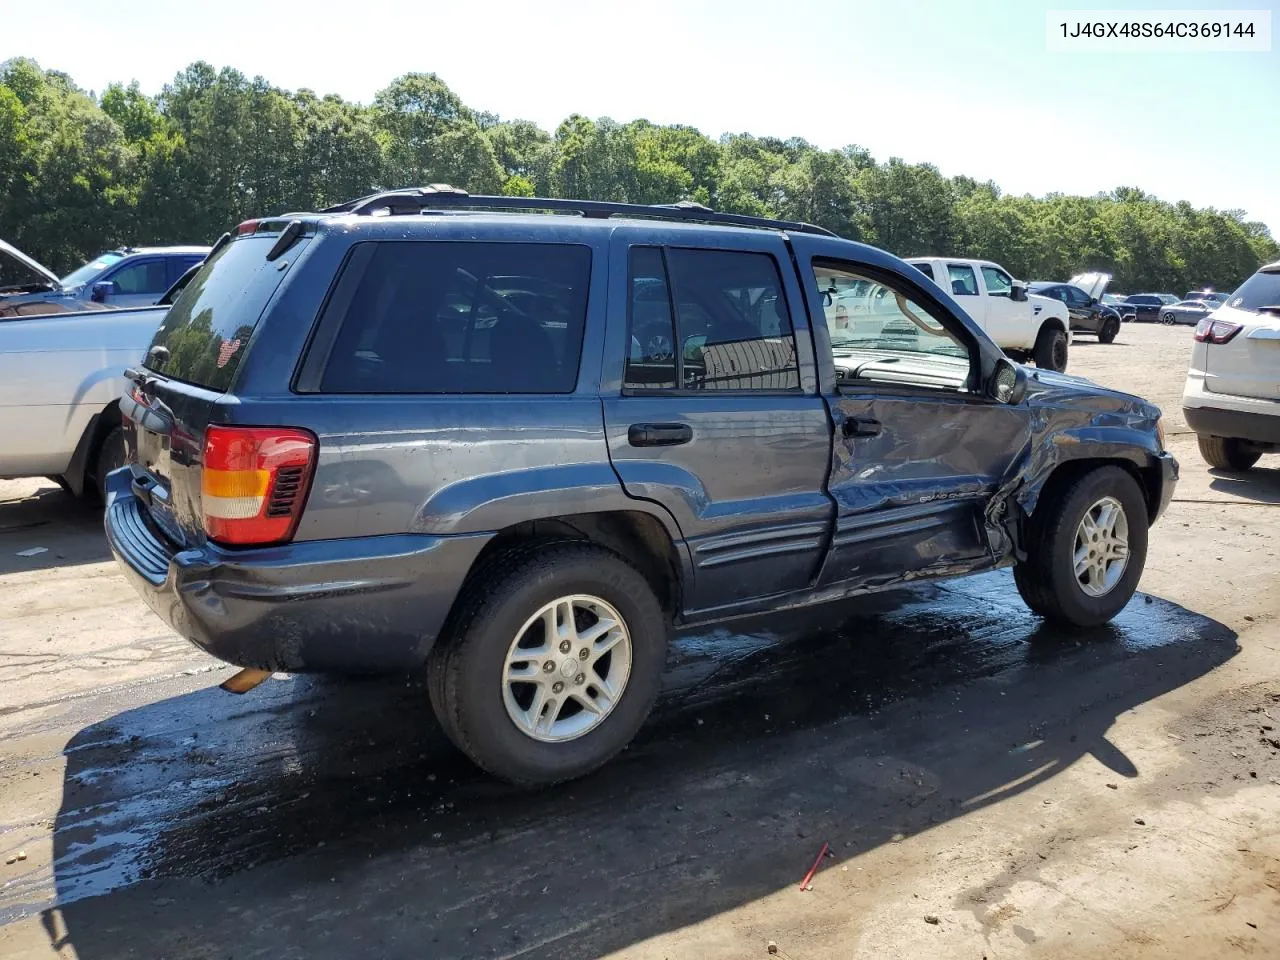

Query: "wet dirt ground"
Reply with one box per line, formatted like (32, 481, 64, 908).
(2, 322, 1279, 959)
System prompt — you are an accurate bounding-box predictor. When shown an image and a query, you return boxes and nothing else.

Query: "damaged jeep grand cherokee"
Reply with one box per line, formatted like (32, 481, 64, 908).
(106, 188, 1178, 785)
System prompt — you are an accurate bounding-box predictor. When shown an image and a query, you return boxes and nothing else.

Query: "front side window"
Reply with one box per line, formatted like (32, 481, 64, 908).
(108, 260, 168, 295)
(60, 252, 124, 288)
(981, 266, 1013, 297)
(320, 242, 592, 395)
(813, 261, 970, 392)
(624, 247, 800, 392)
(947, 263, 979, 297)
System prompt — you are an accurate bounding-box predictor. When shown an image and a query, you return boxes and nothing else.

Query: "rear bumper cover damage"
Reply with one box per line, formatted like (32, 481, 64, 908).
(104, 470, 492, 673)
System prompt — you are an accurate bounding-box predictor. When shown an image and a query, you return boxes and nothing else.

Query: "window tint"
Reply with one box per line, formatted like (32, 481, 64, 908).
(910, 262, 935, 281)
(947, 263, 978, 296)
(109, 260, 168, 295)
(813, 262, 970, 392)
(1225, 270, 1280, 314)
(981, 266, 1013, 297)
(625, 247, 800, 392)
(145, 235, 298, 390)
(320, 241, 592, 394)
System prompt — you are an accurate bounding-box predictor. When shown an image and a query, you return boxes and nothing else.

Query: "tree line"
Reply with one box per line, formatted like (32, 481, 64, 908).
(1, 57, 1275, 294)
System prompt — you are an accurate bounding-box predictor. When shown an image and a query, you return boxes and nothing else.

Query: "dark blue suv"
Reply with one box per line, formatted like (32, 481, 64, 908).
(106, 188, 1177, 784)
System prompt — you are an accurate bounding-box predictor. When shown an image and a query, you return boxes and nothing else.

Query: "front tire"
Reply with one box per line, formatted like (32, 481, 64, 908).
(428, 542, 668, 785)
(1198, 435, 1261, 471)
(1161, 312, 1176, 325)
(1097, 317, 1120, 344)
(1014, 466, 1149, 627)
(1033, 325, 1069, 372)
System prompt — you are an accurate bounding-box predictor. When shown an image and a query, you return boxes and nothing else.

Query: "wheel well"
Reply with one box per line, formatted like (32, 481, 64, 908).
(1038, 317, 1068, 338)
(468, 511, 683, 615)
(1032, 458, 1161, 526)
(64, 401, 123, 496)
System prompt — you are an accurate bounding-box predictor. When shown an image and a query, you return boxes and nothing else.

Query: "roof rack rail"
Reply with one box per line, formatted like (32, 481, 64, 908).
(319, 185, 839, 238)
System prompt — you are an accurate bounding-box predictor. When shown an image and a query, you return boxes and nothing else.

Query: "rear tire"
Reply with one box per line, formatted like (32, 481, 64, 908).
(92, 427, 127, 504)
(1033, 325, 1069, 372)
(1198, 435, 1261, 471)
(1014, 465, 1148, 627)
(1097, 317, 1120, 344)
(1161, 312, 1176, 325)
(428, 542, 668, 785)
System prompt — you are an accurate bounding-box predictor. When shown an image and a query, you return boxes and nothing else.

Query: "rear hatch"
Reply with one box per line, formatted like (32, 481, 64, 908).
(124, 225, 309, 548)
(1069, 271, 1111, 301)
(1201, 264, 1280, 401)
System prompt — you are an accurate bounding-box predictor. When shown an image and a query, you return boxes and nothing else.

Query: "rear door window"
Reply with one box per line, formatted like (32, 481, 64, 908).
(318, 241, 592, 394)
(624, 247, 800, 392)
(910, 262, 935, 282)
(144, 235, 299, 391)
(947, 264, 979, 296)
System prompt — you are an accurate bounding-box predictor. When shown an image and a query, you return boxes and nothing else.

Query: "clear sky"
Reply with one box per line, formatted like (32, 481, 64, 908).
(5, 0, 1278, 233)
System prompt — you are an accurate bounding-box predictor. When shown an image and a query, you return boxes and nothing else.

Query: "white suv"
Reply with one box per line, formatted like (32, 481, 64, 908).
(1182, 260, 1280, 470)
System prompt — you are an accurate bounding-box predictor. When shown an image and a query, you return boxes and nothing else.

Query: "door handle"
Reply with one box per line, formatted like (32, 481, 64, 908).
(842, 417, 882, 438)
(628, 423, 693, 447)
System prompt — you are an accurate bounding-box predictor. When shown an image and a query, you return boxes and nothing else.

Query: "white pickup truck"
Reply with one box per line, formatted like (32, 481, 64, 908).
(905, 257, 1072, 371)
(0, 265, 198, 500)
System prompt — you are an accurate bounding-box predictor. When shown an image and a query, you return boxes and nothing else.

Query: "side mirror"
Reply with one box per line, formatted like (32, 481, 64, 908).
(90, 280, 116, 303)
(1010, 283, 1028, 303)
(1090, 296, 1099, 306)
(989, 357, 1028, 405)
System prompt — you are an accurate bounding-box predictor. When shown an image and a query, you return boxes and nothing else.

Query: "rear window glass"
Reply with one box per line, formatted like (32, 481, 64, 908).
(319, 241, 592, 394)
(1225, 270, 1280, 314)
(144, 236, 296, 391)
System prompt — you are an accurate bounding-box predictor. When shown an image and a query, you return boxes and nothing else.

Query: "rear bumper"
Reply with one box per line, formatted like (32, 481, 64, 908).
(104, 471, 492, 673)
(1183, 406, 1280, 445)
(1182, 373, 1280, 445)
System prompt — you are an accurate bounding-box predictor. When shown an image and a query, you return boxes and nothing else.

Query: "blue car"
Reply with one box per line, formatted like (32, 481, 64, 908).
(1, 239, 209, 316)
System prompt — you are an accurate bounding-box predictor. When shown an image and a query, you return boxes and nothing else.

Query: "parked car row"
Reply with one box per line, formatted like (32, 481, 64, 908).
(1, 240, 209, 317)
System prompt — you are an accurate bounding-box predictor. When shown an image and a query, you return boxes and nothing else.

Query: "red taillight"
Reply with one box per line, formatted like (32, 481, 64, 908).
(235, 219, 261, 236)
(1194, 319, 1243, 344)
(201, 426, 317, 546)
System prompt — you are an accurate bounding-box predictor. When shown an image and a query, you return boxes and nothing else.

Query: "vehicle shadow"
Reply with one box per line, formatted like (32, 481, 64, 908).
(0, 483, 110, 575)
(1208, 465, 1280, 504)
(32, 572, 1237, 960)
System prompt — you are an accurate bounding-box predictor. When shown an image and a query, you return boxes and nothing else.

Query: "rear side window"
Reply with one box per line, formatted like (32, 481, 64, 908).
(145, 236, 297, 391)
(1226, 270, 1280, 314)
(624, 246, 800, 392)
(319, 242, 592, 394)
(947, 264, 978, 296)
(910, 262, 935, 281)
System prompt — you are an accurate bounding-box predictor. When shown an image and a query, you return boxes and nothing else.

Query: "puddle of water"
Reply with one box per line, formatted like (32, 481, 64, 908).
(0, 570, 1234, 921)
